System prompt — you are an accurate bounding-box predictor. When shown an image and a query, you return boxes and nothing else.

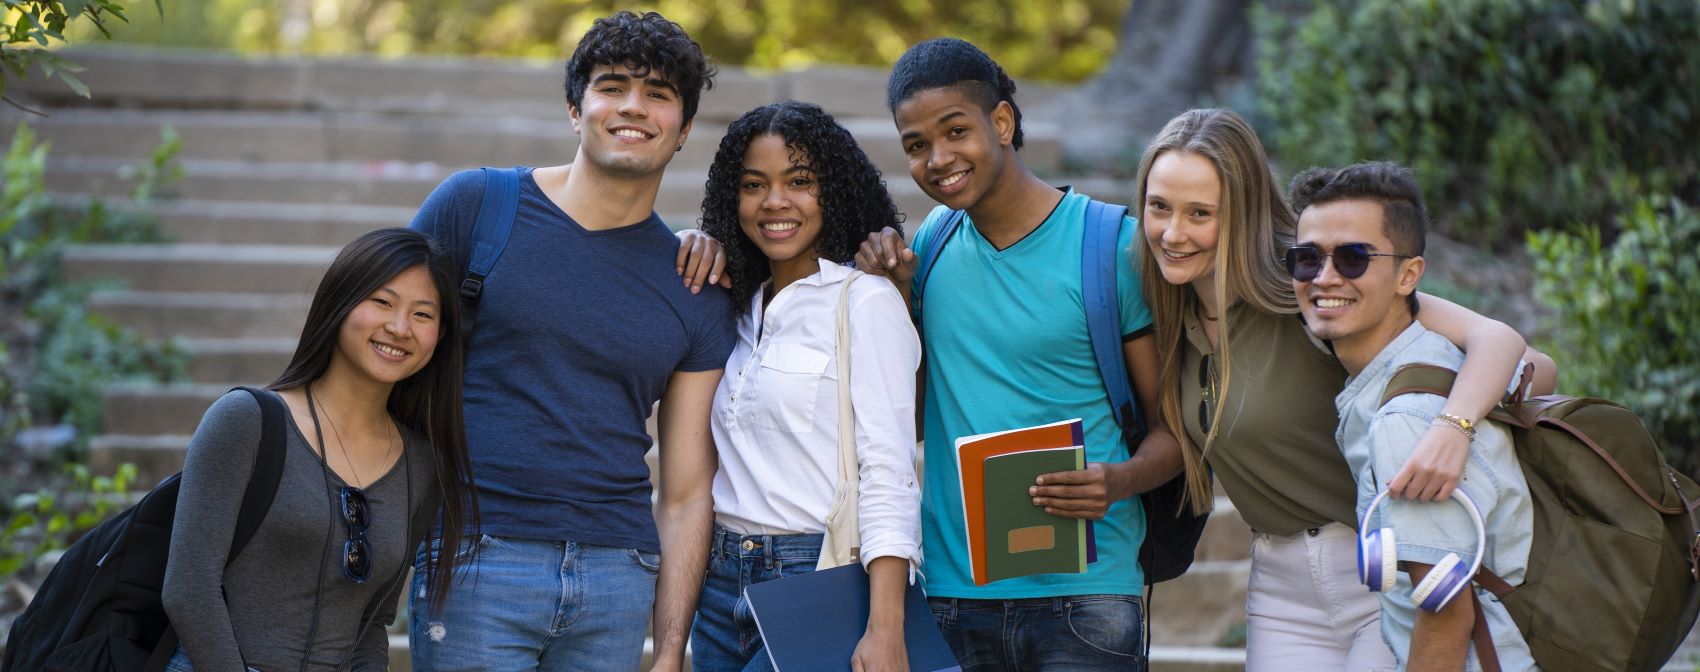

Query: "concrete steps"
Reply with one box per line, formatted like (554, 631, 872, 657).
(88, 290, 310, 339)
(13, 108, 1059, 180)
(44, 158, 946, 225)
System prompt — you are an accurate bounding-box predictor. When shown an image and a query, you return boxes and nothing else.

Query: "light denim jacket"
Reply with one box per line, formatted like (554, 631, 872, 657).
(1335, 321, 1540, 671)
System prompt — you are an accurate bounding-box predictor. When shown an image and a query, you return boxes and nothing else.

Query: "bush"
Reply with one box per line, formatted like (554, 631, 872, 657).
(1255, 0, 1700, 247)
(1529, 197, 1700, 477)
(1, 121, 185, 585)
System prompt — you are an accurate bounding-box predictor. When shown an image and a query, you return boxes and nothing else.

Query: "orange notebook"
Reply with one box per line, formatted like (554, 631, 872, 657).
(953, 419, 1085, 585)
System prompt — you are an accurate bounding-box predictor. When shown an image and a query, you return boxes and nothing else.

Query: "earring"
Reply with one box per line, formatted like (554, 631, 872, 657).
(674, 142, 684, 152)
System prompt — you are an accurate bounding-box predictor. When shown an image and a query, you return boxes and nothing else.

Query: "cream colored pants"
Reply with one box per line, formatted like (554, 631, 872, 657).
(1245, 522, 1397, 671)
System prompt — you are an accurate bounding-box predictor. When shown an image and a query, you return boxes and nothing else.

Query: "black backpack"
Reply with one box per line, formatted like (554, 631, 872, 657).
(4, 388, 286, 672)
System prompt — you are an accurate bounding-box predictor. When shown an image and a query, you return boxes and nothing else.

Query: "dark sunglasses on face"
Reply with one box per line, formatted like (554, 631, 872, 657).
(340, 487, 371, 584)
(1284, 242, 1412, 282)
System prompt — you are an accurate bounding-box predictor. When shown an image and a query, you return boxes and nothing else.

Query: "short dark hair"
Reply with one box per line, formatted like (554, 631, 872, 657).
(1289, 161, 1428, 315)
(564, 11, 716, 123)
(698, 101, 904, 313)
(885, 38, 1024, 150)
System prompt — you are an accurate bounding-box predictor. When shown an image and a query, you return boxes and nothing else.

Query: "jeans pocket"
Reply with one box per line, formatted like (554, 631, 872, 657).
(415, 533, 488, 570)
(628, 548, 662, 574)
(1065, 596, 1144, 659)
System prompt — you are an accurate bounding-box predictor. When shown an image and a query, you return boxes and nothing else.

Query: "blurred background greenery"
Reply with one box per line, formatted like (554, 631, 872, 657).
(64, 0, 1131, 82)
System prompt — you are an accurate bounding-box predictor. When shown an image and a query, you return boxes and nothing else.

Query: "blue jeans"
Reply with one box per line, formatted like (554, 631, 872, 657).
(927, 595, 1146, 672)
(407, 534, 660, 672)
(162, 647, 261, 672)
(689, 525, 824, 672)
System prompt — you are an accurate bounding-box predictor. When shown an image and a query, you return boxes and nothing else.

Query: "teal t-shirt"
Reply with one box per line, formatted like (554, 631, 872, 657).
(915, 189, 1155, 599)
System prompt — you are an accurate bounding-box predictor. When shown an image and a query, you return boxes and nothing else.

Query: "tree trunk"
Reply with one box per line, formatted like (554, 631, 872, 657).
(1031, 0, 1255, 170)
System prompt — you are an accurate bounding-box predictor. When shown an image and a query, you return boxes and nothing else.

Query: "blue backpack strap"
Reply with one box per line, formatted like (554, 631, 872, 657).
(911, 208, 967, 319)
(461, 167, 522, 306)
(1081, 199, 1143, 445)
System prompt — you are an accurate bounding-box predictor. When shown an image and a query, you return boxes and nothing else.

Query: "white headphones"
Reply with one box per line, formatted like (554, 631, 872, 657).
(1357, 488, 1487, 612)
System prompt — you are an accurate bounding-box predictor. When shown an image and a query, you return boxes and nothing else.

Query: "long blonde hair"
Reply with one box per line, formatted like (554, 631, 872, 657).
(1134, 108, 1298, 514)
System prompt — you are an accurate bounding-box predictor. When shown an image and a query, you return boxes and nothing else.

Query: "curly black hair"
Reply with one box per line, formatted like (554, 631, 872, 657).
(699, 101, 904, 313)
(564, 11, 716, 123)
(885, 37, 1024, 150)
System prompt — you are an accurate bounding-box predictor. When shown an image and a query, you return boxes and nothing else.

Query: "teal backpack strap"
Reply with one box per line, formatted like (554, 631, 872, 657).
(1081, 199, 1141, 443)
(910, 208, 967, 321)
(459, 166, 522, 339)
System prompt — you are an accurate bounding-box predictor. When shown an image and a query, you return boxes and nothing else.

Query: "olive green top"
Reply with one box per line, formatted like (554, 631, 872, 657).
(1181, 303, 1360, 535)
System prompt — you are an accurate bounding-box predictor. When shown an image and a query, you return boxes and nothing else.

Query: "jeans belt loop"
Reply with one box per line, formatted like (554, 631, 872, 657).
(763, 535, 776, 569)
(1052, 597, 1066, 616)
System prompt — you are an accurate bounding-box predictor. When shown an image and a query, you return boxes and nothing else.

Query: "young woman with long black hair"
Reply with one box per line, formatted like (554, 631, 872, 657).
(161, 227, 478, 671)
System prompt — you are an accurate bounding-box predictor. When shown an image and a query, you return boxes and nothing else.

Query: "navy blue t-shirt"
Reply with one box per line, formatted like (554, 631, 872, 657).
(410, 167, 735, 552)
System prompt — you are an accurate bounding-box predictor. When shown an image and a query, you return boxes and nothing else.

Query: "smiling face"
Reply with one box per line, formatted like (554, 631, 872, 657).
(570, 63, 692, 178)
(330, 265, 441, 386)
(737, 134, 825, 268)
(1142, 151, 1223, 291)
(1293, 198, 1423, 349)
(893, 87, 1013, 211)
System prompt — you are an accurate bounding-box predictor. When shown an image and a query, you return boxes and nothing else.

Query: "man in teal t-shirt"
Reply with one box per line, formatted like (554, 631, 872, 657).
(857, 38, 1183, 670)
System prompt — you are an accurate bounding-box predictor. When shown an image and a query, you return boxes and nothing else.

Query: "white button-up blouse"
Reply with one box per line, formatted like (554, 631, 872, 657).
(709, 259, 923, 571)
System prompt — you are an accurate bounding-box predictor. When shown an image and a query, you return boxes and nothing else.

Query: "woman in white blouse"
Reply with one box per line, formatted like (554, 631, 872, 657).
(690, 101, 922, 672)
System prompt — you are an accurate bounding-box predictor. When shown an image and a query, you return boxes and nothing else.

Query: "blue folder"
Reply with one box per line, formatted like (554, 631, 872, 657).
(742, 563, 962, 672)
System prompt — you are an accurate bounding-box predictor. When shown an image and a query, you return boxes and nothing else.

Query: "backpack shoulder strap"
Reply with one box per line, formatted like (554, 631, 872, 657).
(1380, 363, 1460, 406)
(910, 208, 967, 317)
(147, 388, 289, 671)
(458, 167, 523, 335)
(1081, 199, 1142, 444)
(229, 387, 287, 560)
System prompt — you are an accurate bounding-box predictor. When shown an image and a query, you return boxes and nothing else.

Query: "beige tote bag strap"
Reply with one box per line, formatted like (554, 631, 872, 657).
(818, 270, 864, 570)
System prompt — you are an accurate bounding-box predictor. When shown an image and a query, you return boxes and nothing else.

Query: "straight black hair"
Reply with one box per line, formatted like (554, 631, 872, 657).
(270, 227, 478, 615)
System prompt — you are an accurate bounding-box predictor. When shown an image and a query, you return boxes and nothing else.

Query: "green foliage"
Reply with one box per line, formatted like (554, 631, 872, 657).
(71, 0, 1128, 82)
(1, 121, 183, 583)
(1, 121, 184, 446)
(1, 0, 157, 108)
(0, 463, 134, 579)
(1255, 0, 1700, 246)
(1529, 197, 1700, 476)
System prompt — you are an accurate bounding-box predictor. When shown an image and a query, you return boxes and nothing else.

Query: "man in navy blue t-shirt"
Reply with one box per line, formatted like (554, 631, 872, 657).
(407, 12, 734, 672)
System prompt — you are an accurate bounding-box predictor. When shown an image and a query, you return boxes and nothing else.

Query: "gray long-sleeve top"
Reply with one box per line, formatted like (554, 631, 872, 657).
(162, 390, 438, 671)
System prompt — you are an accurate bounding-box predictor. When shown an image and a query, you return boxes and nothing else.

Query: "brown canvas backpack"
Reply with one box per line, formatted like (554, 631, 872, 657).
(1382, 364, 1700, 672)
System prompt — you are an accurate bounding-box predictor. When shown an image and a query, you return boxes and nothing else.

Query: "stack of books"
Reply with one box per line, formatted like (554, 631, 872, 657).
(953, 418, 1097, 585)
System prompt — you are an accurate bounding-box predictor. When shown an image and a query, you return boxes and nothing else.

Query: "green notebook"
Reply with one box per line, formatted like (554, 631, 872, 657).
(981, 446, 1086, 584)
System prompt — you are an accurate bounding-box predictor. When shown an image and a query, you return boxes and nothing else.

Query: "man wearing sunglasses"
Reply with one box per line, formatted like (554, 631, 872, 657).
(1289, 161, 1536, 671)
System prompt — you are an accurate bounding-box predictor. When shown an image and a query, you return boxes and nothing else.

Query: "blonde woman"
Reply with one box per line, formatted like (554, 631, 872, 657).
(1134, 109, 1553, 670)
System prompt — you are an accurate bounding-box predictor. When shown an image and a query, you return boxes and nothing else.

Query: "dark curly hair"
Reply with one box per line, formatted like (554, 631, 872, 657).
(1289, 161, 1428, 316)
(564, 11, 716, 123)
(699, 101, 904, 313)
(885, 37, 1024, 150)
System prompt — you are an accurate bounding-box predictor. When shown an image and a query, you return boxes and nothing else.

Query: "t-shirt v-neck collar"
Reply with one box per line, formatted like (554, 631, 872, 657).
(522, 166, 659, 236)
(963, 186, 1073, 259)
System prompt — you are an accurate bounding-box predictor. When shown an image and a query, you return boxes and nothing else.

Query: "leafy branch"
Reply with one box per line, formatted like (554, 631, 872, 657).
(1, 0, 163, 113)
